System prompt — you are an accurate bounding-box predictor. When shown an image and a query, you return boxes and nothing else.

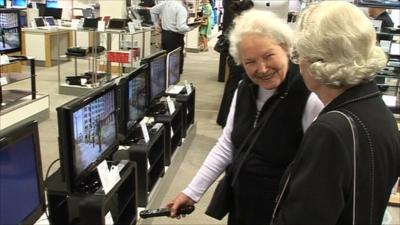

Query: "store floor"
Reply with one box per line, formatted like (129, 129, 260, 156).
(12, 34, 399, 224)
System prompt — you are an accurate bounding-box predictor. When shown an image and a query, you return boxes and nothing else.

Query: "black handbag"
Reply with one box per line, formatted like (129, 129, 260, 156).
(214, 34, 230, 53)
(205, 91, 286, 220)
(204, 170, 232, 220)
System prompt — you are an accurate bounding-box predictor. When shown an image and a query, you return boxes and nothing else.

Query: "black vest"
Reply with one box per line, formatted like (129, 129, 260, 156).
(231, 63, 310, 179)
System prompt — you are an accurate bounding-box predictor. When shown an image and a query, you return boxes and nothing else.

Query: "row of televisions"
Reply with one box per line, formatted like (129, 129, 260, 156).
(0, 48, 182, 225)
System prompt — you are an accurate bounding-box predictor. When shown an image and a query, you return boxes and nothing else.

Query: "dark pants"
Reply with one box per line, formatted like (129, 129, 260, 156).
(161, 29, 185, 74)
(227, 173, 279, 225)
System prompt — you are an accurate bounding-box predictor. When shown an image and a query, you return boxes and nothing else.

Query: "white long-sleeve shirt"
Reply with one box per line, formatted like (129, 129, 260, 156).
(182, 88, 324, 202)
(150, 0, 192, 34)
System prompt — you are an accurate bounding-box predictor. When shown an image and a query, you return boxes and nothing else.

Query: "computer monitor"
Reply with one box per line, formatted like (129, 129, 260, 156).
(167, 47, 181, 87)
(36, 3, 46, 17)
(56, 83, 119, 193)
(44, 7, 62, 20)
(117, 64, 150, 142)
(107, 18, 127, 30)
(83, 17, 99, 29)
(34, 17, 45, 27)
(0, 9, 22, 54)
(11, 0, 27, 8)
(0, 0, 6, 8)
(0, 121, 46, 225)
(44, 16, 55, 26)
(252, 0, 289, 21)
(46, 0, 58, 8)
(141, 50, 167, 103)
(135, 8, 153, 26)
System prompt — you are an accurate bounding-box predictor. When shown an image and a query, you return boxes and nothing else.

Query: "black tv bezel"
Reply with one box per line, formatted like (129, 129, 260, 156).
(43, 7, 62, 20)
(56, 83, 119, 193)
(140, 50, 167, 103)
(0, 121, 46, 225)
(355, 0, 400, 8)
(0, 9, 22, 54)
(167, 47, 181, 88)
(117, 64, 150, 142)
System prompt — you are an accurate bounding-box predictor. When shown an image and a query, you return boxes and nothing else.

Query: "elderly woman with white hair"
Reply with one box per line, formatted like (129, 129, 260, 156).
(270, 1, 400, 224)
(166, 9, 323, 225)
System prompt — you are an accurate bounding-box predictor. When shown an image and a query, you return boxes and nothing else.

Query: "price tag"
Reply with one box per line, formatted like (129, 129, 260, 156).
(97, 160, 113, 194)
(105, 211, 114, 225)
(184, 80, 192, 94)
(0, 55, 9, 65)
(166, 96, 175, 114)
(140, 119, 150, 143)
(97, 21, 105, 32)
(0, 77, 8, 86)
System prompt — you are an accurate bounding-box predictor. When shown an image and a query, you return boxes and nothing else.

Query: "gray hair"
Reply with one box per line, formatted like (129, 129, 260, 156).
(296, 1, 387, 87)
(228, 9, 294, 64)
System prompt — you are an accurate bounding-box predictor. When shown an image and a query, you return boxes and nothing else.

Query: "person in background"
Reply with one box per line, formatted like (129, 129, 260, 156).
(150, 0, 196, 74)
(199, 0, 213, 51)
(368, 7, 394, 41)
(270, 2, 400, 224)
(167, 9, 324, 225)
(216, 0, 254, 127)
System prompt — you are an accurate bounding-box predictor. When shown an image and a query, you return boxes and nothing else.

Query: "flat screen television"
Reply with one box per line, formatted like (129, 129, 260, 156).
(11, 0, 27, 8)
(355, 0, 400, 8)
(0, 0, 6, 8)
(56, 83, 119, 193)
(167, 47, 181, 88)
(46, 0, 58, 8)
(253, 0, 289, 21)
(0, 121, 46, 225)
(141, 50, 167, 103)
(0, 9, 22, 54)
(117, 64, 149, 142)
(44, 7, 62, 20)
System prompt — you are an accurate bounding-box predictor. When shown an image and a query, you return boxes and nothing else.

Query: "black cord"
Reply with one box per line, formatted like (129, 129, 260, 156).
(45, 158, 60, 181)
(44, 158, 60, 222)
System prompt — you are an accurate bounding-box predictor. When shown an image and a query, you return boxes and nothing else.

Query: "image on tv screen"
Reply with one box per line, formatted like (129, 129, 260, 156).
(72, 90, 117, 175)
(168, 52, 180, 86)
(0, 12, 21, 54)
(0, 134, 41, 225)
(46, 0, 58, 8)
(150, 55, 165, 100)
(0, 0, 5, 8)
(11, 0, 26, 8)
(128, 73, 147, 128)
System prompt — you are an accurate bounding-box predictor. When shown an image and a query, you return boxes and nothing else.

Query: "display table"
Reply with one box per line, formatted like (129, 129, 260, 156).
(21, 28, 73, 67)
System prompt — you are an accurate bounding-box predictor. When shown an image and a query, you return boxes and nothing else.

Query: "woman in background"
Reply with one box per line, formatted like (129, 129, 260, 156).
(271, 2, 400, 224)
(199, 0, 213, 51)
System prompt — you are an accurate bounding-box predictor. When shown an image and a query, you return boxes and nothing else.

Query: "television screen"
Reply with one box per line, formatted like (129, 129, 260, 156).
(11, 0, 27, 8)
(57, 84, 119, 193)
(0, 9, 22, 54)
(117, 64, 149, 141)
(0, 121, 45, 225)
(167, 47, 181, 87)
(44, 7, 62, 20)
(36, 3, 46, 17)
(355, 0, 400, 8)
(46, 0, 58, 8)
(0, 0, 6, 8)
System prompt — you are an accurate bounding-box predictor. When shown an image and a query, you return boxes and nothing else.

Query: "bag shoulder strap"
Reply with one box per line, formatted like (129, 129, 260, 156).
(329, 110, 358, 225)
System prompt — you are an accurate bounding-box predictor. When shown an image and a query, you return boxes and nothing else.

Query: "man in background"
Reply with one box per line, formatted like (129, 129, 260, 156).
(151, 0, 195, 74)
(368, 7, 394, 41)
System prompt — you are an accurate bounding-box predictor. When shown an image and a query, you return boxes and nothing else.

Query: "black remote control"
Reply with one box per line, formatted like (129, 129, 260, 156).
(139, 205, 195, 219)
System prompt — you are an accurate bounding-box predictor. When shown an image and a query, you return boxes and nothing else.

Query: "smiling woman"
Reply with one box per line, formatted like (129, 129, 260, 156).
(166, 9, 324, 225)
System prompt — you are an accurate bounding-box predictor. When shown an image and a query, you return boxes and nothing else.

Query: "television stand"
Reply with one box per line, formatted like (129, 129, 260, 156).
(46, 161, 137, 225)
(113, 124, 166, 207)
